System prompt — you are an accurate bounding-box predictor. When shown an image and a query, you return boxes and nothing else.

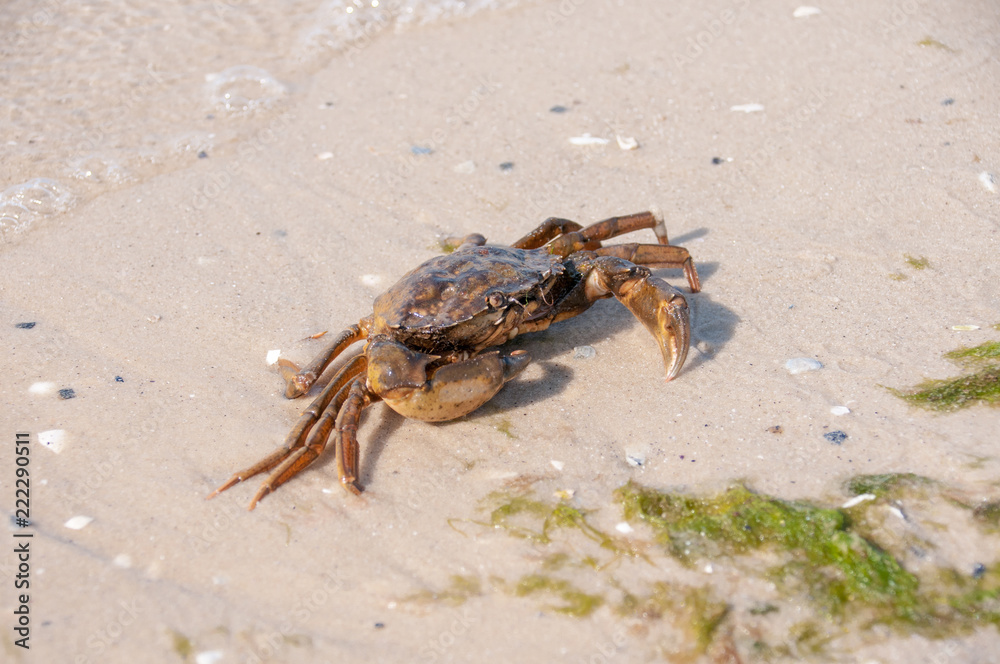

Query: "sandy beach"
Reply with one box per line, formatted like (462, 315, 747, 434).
(2, 0, 999, 661)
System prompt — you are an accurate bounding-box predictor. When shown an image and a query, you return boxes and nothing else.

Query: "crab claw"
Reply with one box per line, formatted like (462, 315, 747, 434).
(616, 274, 691, 381)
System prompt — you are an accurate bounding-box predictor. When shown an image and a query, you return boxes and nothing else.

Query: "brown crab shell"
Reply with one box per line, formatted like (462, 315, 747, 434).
(372, 245, 565, 334)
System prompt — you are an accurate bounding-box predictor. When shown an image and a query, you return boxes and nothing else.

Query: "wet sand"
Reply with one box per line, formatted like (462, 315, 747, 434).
(2, 0, 999, 661)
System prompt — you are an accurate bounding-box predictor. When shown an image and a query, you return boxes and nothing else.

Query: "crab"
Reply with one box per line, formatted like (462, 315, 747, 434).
(208, 210, 700, 509)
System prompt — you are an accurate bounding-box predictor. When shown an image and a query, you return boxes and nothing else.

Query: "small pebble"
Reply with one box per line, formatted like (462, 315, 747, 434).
(266, 349, 281, 365)
(711, 157, 724, 165)
(941, 98, 955, 105)
(115, 375, 124, 382)
(830, 406, 851, 416)
(573, 345, 596, 359)
(374, 622, 386, 629)
(499, 162, 514, 171)
(696, 340, 713, 355)
(730, 103, 765, 113)
(410, 146, 433, 155)
(549, 105, 568, 113)
(785, 357, 823, 374)
(823, 430, 848, 445)
(39, 429, 66, 453)
(58, 388, 76, 400)
(197, 151, 209, 159)
(64, 515, 94, 530)
(626, 452, 645, 467)
(767, 425, 784, 434)
(979, 171, 997, 193)
(15, 322, 36, 329)
(972, 563, 987, 579)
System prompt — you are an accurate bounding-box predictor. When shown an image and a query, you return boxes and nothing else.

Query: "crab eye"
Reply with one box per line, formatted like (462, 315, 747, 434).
(486, 291, 506, 309)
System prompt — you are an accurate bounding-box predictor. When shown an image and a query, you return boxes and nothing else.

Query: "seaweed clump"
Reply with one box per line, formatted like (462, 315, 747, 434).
(889, 340, 1000, 411)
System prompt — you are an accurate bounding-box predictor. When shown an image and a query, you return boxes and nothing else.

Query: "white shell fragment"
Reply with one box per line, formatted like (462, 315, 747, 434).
(360, 274, 382, 287)
(266, 349, 281, 365)
(615, 522, 634, 534)
(113, 554, 132, 568)
(793, 6, 822, 18)
(785, 357, 823, 374)
(39, 429, 66, 454)
(830, 406, 851, 416)
(64, 515, 94, 530)
(730, 103, 765, 113)
(550, 460, 565, 471)
(842, 494, 876, 509)
(196, 651, 225, 664)
(952, 325, 980, 331)
(568, 133, 610, 146)
(316, 151, 334, 160)
(29, 381, 57, 395)
(573, 345, 596, 359)
(616, 135, 639, 150)
(979, 171, 997, 193)
(453, 160, 476, 174)
(626, 452, 646, 467)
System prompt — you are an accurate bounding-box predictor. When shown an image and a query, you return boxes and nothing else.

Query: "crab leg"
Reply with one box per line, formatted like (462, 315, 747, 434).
(282, 322, 368, 398)
(207, 354, 367, 507)
(540, 210, 671, 257)
(594, 243, 701, 293)
(584, 256, 691, 381)
(511, 218, 586, 249)
(333, 377, 381, 495)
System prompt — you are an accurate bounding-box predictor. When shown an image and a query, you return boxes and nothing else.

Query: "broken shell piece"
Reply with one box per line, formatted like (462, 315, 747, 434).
(730, 103, 765, 113)
(64, 515, 94, 530)
(550, 460, 565, 471)
(616, 135, 639, 150)
(793, 6, 821, 18)
(569, 133, 610, 146)
(29, 382, 56, 395)
(952, 325, 980, 331)
(39, 429, 66, 454)
(842, 494, 876, 509)
(830, 406, 851, 416)
(785, 357, 823, 374)
(554, 489, 575, 500)
(453, 160, 476, 174)
(361, 274, 382, 286)
(266, 349, 281, 365)
(615, 522, 634, 534)
(979, 171, 997, 193)
(316, 152, 334, 160)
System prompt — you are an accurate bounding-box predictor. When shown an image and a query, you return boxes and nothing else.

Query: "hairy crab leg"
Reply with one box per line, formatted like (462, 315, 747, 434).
(206, 354, 367, 506)
(584, 256, 691, 381)
(282, 322, 368, 398)
(594, 243, 701, 293)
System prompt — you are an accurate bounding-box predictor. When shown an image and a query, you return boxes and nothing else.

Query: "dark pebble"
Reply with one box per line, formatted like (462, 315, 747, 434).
(499, 162, 514, 171)
(115, 376, 124, 383)
(15, 322, 36, 329)
(941, 98, 955, 105)
(973, 563, 986, 579)
(374, 622, 385, 629)
(197, 151, 208, 159)
(411, 146, 433, 155)
(58, 388, 76, 400)
(549, 105, 568, 113)
(768, 425, 783, 434)
(711, 157, 724, 165)
(823, 430, 848, 445)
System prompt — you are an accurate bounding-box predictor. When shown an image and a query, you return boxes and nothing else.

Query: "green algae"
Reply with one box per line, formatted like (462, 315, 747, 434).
(845, 473, 934, 498)
(494, 417, 517, 439)
(888, 272, 908, 281)
(618, 583, 728, 654)
(889, 340, 1000, 411)
(404, 574, 482, 606)
(904, 254, 930, 270)
(169, 629, 193, 659)
(513, 574, 604, 617)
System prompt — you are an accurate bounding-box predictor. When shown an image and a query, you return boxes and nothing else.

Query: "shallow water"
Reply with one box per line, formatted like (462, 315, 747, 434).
(1, 0, 523, 241)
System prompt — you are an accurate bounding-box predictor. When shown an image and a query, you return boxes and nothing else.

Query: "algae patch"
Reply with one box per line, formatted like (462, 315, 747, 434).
(889, 340, 1000, 410)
